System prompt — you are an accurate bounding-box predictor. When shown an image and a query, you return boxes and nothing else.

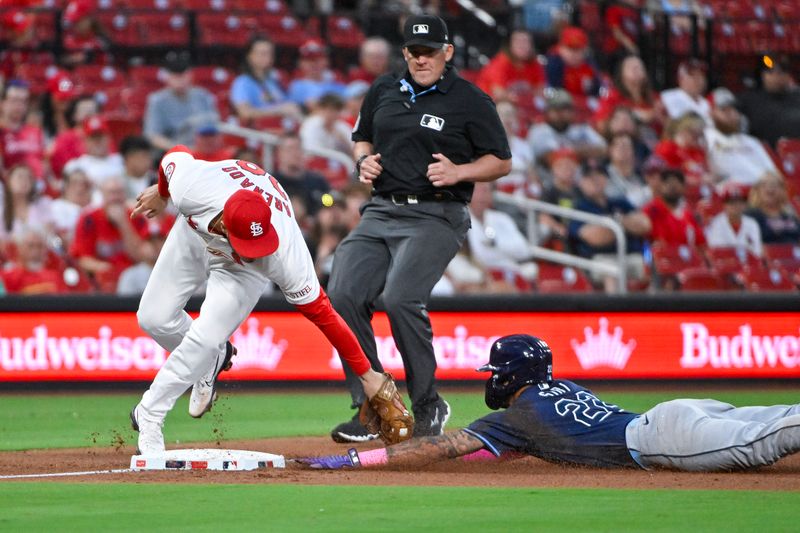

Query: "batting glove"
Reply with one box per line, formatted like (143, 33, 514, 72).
(296, 448, 361, 469)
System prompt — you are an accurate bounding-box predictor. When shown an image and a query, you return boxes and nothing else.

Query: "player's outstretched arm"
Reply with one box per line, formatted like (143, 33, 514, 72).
(296, 429, 485, 470)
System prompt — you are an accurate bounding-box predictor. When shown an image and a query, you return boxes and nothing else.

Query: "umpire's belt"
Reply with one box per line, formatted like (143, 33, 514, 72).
(376, 192, 460, 205)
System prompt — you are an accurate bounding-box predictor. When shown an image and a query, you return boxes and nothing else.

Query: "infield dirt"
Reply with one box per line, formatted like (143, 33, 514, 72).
(1, 437, 799, 490)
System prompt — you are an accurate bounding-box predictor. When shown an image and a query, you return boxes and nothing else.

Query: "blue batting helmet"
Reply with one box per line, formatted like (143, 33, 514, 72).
(477, 334, 553, 410)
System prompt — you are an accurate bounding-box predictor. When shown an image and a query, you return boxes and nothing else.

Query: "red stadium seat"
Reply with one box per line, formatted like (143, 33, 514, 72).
(96, 13, 141, 47)
(651, 243, 707, 277)
(326, 16, 365, 49)
(740, 265, 798, 291)
(706, 246, 764, 288)
(128, 64, 164, 88)
(233, 0, 287, 12)
(192, 66, 234, 92)
(72, 64, 128, 94)
(196, 13, 258, 48)
(133, 13, 190, 47)
(762, 242, 800, 273)
(535, 262, 594, 294)
(254, 13, 309, 48)
(179, 0, 230, 10)
(676, 267, 726, 291)
(103, 115, 143, 146)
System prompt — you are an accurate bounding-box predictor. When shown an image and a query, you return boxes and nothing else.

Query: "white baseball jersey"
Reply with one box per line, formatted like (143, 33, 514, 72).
(160, 151, 320, 305)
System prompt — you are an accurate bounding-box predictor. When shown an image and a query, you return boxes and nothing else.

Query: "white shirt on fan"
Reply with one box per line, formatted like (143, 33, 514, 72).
(704, 127, 779, 185)
(705, 212, 763, 257)
(660, 88, 711, 125)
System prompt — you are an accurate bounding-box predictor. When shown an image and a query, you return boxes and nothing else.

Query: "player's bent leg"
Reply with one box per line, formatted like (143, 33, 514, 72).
(138, 220, 208, 351)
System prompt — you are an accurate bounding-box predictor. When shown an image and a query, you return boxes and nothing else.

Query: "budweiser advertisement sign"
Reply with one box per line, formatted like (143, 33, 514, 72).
(0, 311, 798, 381)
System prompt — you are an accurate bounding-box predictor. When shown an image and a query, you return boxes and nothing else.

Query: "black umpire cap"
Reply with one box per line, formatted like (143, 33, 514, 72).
(403, 14, 449, 48)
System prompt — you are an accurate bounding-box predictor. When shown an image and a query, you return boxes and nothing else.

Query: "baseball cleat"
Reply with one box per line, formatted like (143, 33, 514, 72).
(412, 398, 451, 437)
(330, 412, 379, 443)
(188, 341, 236, 418)
(130, 405, 165, 454)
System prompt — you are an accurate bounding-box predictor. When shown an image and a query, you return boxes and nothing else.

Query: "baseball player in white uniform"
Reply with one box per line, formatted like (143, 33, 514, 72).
(129, 146, 411, 454)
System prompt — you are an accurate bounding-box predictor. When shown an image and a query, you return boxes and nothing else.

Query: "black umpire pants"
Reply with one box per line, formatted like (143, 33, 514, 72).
(328, 196, 470, 412)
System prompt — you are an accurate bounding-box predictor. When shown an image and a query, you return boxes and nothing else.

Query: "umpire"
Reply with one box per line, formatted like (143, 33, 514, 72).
(327, 13, 511, 442)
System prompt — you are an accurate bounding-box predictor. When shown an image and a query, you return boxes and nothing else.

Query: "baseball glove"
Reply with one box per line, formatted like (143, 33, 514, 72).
(359, 373, 414, 445)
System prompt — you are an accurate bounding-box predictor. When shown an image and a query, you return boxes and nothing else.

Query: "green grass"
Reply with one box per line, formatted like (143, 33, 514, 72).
(1, 388, 798, 451)
(0, 484, 797, 532)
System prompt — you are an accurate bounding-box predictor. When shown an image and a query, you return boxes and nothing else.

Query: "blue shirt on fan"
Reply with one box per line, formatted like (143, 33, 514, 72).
(465, 380, 640, 468)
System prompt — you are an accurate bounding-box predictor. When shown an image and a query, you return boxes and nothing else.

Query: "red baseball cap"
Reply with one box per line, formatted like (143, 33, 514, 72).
(82, 116, 110, 136)
(47, 72, 77, 102)
(223, 189, 279, 258)
(559, 26, 588, 49)
(1, 10, 33, 34)
(721, 183, 749, 203)
(299, 38, 326, 59)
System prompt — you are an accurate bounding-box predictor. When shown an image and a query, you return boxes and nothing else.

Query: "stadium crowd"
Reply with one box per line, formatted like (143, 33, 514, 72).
(0, 0, 799, 295)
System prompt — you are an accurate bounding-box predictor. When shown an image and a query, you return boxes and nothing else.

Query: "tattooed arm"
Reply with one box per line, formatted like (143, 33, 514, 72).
(383, 430, 486, 467)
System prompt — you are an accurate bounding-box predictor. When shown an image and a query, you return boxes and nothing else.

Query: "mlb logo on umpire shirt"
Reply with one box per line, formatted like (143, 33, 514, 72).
(420, 114, 444, 131)
(413, 24, 429, 34)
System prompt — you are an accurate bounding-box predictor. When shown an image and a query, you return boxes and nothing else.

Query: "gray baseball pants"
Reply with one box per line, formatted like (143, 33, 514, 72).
(328, 196, 470, 411)
(626, 399, 800, 471)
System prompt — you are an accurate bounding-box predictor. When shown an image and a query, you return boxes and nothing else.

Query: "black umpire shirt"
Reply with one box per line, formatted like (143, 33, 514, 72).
(352, 65, 511, 203)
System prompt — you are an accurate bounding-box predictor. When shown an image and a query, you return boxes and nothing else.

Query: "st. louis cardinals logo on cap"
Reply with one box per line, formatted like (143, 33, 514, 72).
(412, 24, 429, 34)
(223, 190, 279, 258)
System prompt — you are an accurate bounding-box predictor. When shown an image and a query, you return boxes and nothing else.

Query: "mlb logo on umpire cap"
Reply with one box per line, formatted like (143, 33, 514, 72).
(420, 114, 445, 131)
(403, 14, 449, 48)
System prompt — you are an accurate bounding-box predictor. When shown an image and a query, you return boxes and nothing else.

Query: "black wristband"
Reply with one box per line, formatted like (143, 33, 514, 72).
(355, 154, 369, 177)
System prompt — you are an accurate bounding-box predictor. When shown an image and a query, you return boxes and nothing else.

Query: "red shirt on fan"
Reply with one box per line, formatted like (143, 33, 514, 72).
(69, 206, 149, 289)
(1, 266, 67, 294)
(643, 196, 706, 247)
(50, 128, 85, 178)
(654, 140, 708, 185)
(0, 124, 46, 179)
(475, 52, 546, 96)
(603, 5, 640, 55)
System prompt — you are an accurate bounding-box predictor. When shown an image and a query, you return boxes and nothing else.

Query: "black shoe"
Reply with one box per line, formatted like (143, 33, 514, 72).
(330, 412, 379, 443)
(413, 397, 451, 437)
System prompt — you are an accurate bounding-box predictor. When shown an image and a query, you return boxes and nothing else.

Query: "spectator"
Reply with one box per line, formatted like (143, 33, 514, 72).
(649, 0, 704, 34)
(0, 80, 46, 181)
(705, 87, 780, 186)
(143, 52, 219, 152)
(604, 105, 654, 166)
(746, 173, 800, 245)
(40, 71, 78, 138)
(61, 0, 109, 66)
(738, 54, 800, 147)
(229, 36, 302, 126)
(545, 26, 602, 99)
(538, 148, 581, 246)
(654, 113, 711, 187)
(0, 10, 39, 83)
(467, 182, 538, 288)
(1, 227, 66, 295)
(660, 59, 710, 125)
(63, 116, 124, 192)
(50, 168, 92, 244)
(116, 212, 175, 296)
(191, 121, 236, 162)
(271, 132, 330, 216)
(342, 80, 370, 128)
(569, 163, 651, 293)
(340, 182, 372, 233)
(440, 241, 517, 295)
(69, 176, 154, 292)
(527, 89, 607, 171)
(119, 135, 154, 201)
(494, 100, 540, 197)
(705, 184, 763, 257)
(287, 39, 346, 109)
(602, 0, 641, 66)
(48, 94, 98, 181)
(594, 55, 662, 135)
(310, 200, 348, 286)
(0, 164, 53, 242)
(643, 167, 706, 248)
(299, 92, 353, 156)
(475, 29, 546, 102)
(606, 133, 650, 208)
(348, 37, 392, 84)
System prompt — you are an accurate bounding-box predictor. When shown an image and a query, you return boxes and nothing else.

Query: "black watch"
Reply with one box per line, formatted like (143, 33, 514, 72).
(355, 154, 369, 177)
